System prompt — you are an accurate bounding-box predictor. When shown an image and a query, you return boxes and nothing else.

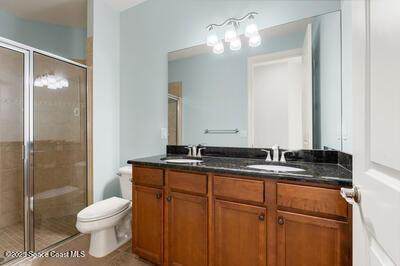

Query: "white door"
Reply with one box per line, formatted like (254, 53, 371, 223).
(252, 60, 290, 148)
(350, 0, 400, 265)
(248, 50, 304, 149)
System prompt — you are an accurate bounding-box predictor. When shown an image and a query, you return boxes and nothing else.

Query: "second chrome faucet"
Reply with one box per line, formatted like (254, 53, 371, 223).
(262, 145, 291, 163)
(185, 144, 206, 158)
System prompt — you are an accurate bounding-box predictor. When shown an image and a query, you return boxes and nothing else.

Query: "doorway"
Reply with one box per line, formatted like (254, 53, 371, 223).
(248, 49, 312, 149)
(168, 82, 182, 145)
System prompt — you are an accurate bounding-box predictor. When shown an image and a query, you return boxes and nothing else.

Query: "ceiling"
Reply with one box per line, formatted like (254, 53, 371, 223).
(104, 0, 147, 11)
(0, 0, 87, 28)
(0, 0, 147, 28)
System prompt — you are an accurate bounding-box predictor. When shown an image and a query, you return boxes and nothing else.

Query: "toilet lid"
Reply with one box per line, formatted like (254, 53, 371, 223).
(77, 197, 130, 222)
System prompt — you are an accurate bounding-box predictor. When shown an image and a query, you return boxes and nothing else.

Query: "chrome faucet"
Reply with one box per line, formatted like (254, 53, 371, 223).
(272, 145, 280, 162)
(185, 144, 206, 158)
(185, 145, 194, 156)
(197, 146, 206, 158)
(280, 151, 291, 163)
(261, 149, 272, 161)
(191, 145, 198, 157)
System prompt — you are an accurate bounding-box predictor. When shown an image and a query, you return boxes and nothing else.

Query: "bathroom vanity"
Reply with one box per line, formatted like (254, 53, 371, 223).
(128, 149, 352, 266)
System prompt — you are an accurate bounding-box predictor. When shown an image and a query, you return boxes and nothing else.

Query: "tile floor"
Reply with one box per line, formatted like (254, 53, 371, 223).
(0, 215, 78, 265)
(20, 235, 153, 266)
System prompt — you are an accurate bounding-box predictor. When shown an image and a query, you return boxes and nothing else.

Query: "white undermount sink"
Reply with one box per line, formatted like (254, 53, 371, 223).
(246, 165, 305, 172)
(164, 158, 203, 163)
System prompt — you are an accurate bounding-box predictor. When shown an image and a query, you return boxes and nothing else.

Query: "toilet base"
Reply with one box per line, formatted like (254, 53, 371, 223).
(88, 226, 131, 258)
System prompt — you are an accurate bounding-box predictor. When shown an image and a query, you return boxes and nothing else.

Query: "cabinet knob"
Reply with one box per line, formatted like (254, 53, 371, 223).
(167, 196, 172, 202)
(258, 214, 265, 221)
(277, 217, 284, 225)
(155, 193, 162, 199)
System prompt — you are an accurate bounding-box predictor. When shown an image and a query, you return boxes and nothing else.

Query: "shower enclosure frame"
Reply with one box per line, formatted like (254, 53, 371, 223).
(0, 36, 90, 254)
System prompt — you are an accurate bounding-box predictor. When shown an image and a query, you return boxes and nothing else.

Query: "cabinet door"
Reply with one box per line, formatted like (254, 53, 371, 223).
(214, 200, 266, 266)
(167, 192, 208, 266)
(133, 185, 163, 265)
(277, 211, 350, 266)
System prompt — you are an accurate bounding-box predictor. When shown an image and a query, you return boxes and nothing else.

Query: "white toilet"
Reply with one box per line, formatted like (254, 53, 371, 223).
(76, 166, 132, 257)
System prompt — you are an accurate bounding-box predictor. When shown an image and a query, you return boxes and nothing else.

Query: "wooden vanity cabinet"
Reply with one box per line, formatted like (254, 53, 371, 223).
(276, 183, 351, 266)
(166, 192, 208, 266)
(132, 166, 351, 266)
(164, 170, 208, 266)
(214, 200, 267, 266)
(133, 185, 164, 264)
(276, 211, 350, 266)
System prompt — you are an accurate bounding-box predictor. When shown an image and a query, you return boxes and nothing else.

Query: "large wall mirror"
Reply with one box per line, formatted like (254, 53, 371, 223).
(168, 11, 350, 152)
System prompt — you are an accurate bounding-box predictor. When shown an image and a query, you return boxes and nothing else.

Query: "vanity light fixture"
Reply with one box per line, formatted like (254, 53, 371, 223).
(206, 26, 219, 47)
(206, 12, 260, 54)
(224, 21, 238, 43)
(34, 74, 69, 90)
(230, 37, 242, 51)
(245, 14, 259, 38)
(249, 34, 261, 48)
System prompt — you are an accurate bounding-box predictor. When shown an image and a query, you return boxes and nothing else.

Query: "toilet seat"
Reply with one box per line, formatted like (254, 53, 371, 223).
(77, 197, 130, 222)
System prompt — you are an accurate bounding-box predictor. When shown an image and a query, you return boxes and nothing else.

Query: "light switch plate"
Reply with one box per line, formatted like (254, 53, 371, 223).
(161, 127, 168, 139)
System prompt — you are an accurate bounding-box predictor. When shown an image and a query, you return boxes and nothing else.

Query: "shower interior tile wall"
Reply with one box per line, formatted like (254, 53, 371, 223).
(0, 142, 23, 228)
(0, 48, 23, 229)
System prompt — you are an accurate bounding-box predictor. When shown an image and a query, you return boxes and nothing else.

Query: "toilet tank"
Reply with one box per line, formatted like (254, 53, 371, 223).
(118, 166, 132, 201)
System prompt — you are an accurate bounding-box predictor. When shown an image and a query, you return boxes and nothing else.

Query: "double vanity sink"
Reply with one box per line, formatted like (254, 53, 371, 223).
(128, 147, 352, 266)
(163, 157, 306, 172)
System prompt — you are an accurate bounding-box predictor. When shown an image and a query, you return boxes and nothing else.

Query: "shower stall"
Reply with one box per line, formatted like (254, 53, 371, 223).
(0, 38, 88, 264)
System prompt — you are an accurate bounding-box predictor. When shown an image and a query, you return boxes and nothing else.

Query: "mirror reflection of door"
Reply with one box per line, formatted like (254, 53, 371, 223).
(248, 24, 313, 150)
(168, 82, 182, 145)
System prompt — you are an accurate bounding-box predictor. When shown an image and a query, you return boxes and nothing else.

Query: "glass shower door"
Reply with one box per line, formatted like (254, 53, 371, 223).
(33, 53, 87, 251)
(0, 46, 25, 264)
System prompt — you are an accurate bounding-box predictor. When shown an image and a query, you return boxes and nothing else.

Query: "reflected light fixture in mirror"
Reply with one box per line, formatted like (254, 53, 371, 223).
(213, 41, 224, 54)
(206, 12, 260, 54)
(34, 74, 69, 89)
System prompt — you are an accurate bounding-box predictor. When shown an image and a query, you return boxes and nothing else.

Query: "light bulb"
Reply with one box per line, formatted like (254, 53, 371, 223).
(206, 27, 218, 47)
(34, 77, 44, 87)
(42, 75, 48, 86)
(61, 78, 69, 88)
(245, 16, 259, 37)
(224, 22, 237, 43)
(230, 37, 241, 51)
(212, 41, 224, 54)
(48, 83, 57, 90)
(47, 75, 56, 84)
(249, 34, 261, 47)
(55, 80, 63, 89)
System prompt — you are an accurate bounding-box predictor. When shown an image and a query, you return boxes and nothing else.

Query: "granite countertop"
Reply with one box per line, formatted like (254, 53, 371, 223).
(128, 155, 352, 186)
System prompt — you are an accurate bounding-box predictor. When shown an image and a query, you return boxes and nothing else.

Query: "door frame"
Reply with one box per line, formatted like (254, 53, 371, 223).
(168, 93, 183, 145)
(247, 48, 303, 148)
(0, 36, 90, 253)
